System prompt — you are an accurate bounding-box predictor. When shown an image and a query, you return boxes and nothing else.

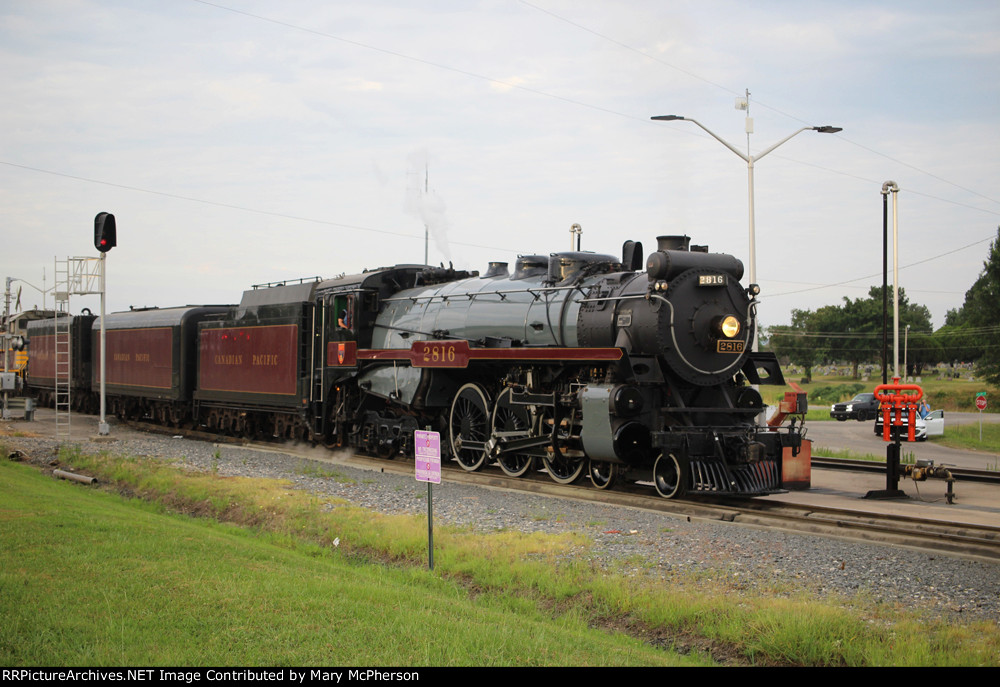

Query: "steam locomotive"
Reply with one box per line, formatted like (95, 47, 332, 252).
(25, 235, 807, 498)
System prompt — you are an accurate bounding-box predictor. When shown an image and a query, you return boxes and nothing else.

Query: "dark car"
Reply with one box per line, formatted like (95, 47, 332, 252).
(829, 392, 878, 421)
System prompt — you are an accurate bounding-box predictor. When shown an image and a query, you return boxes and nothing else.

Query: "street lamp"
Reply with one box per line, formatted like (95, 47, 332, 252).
(651, 113, 842, 351)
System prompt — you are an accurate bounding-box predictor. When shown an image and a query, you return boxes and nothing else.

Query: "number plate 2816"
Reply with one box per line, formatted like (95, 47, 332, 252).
(717, 340, 745, 353)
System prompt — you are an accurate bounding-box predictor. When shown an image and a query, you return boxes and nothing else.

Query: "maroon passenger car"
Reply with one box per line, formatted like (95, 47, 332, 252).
(25, 313, 96, 410)
(93, 306, 230, 424)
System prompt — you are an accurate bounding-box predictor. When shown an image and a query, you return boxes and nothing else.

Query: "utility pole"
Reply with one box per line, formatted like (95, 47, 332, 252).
(424, 165, 429, 265)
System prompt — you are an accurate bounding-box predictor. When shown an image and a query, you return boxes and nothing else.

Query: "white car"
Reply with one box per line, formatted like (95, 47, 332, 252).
(874, 409, 944, 441)
(922, 409, 945, 439)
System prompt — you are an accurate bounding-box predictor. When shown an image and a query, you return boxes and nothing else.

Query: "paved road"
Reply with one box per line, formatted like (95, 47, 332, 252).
(806, 412, 999, 471)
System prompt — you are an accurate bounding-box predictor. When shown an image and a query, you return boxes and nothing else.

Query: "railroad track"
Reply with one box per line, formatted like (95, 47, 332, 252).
(812, 455, 1000, 484)
(721, 497, 1000, 562)
(127, 420, 1000, 562)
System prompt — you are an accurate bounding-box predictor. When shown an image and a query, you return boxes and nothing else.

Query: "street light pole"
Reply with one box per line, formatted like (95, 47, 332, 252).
(651, 113, 842, 351)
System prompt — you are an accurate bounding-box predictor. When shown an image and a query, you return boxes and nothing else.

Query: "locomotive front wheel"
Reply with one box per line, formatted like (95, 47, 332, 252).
(449, 383, 490, 471)
(588, 460, 620, 490)
(653, 452, 688, 499)
(491, 388, 536, 478)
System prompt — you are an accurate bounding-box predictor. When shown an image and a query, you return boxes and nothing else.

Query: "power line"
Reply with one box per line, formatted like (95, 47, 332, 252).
(517, 0, 737, 97)
(4, 156, 997, 297)
(768, 326, 1000, 339)
(0, 160, 514, 253)
(8, 3, 998, 295)
(191, 0, 643, 123)
(187, 2, 1000, 278)
(767, 234, 997, 298)
(196, 0, 998, 215)
(518, 0, 1000, 208)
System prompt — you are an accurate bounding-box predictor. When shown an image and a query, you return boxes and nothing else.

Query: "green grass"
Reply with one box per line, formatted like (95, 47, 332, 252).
(0, 455, 689, 667)
(3, 444, 999, 667)
(929, 422, 1000, 455)
(814, 426, 1000, 460)
(814, 446, 917, 464)
(294, 460, 357, 483)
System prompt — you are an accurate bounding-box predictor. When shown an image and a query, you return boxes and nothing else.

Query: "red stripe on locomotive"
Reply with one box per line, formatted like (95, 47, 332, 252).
(327, 340, 623, 368)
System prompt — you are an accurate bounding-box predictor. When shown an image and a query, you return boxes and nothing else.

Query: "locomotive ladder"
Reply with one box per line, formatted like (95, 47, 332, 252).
(53, 258, 72, 440)
(52, 256, 104, 441)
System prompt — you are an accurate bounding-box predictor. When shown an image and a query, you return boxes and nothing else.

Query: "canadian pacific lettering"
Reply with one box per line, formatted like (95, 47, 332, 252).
(213, 354, 243, 365)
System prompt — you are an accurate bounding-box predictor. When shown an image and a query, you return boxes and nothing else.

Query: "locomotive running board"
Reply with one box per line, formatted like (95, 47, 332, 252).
(329, 340, 624, 368)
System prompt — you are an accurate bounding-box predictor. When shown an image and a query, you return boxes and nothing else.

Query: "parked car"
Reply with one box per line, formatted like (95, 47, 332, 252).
(874, 408, 944, 442)
(830, 392, 879, 421)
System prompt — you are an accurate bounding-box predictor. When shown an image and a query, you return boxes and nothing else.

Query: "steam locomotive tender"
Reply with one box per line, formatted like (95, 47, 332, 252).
(25, 235, 803, 498)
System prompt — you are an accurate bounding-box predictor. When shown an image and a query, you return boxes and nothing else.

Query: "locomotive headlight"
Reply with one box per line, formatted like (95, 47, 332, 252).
(715, 315, 741, 339)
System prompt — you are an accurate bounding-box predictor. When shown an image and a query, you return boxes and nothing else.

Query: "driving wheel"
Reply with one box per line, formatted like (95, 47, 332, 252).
(491, 388, 536, 477)
(539, 408, 585, 484)
(449, 383, 490, 471)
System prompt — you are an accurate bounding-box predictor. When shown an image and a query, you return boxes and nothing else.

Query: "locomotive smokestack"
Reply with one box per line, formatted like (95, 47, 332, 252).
(656, 235, 691, 252)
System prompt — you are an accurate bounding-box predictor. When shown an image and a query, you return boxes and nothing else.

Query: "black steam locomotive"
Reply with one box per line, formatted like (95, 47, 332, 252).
(25, 235, 806, 498)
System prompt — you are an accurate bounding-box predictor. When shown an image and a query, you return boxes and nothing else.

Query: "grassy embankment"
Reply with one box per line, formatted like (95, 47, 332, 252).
(2, 443, 997, 667)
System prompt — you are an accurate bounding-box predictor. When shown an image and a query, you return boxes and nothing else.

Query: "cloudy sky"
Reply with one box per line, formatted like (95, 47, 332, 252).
(2, 0, 998, 332)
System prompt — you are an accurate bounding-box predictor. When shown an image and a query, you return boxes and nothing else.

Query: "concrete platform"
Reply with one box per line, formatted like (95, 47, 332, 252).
(762, 465, 1000, 530)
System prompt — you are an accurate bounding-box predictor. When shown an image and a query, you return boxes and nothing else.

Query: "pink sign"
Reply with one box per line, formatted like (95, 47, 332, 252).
(415, 430, 441, 484)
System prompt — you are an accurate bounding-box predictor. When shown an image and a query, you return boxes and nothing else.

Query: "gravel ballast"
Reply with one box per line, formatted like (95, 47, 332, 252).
(6, 423, 1000, 624)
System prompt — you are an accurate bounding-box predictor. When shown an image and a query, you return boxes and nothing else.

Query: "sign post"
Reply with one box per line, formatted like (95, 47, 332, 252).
(976, 392, 987, 441)
(94, 212, 116, 436)
(414, 429, 441, 571)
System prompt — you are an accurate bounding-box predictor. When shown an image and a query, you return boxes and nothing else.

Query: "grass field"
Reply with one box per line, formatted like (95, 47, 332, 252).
(764, 371, 997, 414)
(0, 453, 683, 667)
(2, 444, 998, 667)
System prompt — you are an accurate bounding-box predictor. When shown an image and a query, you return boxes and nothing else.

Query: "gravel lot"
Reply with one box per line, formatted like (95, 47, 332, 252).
(5, 421, 1000, 625)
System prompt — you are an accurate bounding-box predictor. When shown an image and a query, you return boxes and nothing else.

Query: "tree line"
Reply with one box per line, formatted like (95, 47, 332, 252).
(766, 226, 1000, 385)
